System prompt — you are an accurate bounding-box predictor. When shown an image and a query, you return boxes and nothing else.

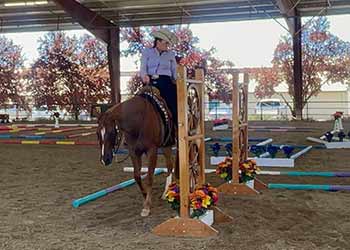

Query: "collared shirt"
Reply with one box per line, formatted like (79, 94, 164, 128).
(140, 47, 177, 80)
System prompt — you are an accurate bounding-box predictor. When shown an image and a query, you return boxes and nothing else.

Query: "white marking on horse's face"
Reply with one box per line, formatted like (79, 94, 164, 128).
(101, 127, 105, 157)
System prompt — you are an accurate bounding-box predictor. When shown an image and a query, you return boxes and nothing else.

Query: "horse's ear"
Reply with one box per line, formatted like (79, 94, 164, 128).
(96, 112, 105, 123)
(91, 105, 104, 121)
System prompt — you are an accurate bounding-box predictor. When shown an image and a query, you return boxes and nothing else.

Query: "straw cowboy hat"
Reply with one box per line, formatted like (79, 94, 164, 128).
(151, 28, 179, 45)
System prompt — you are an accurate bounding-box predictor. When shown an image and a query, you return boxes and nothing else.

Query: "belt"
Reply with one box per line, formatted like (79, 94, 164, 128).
(149, 75, 171, 80)
(151, 74, 159, 79)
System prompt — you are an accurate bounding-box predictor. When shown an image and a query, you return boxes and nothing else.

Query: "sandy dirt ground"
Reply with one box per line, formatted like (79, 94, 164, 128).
(1, 120, 350, 250)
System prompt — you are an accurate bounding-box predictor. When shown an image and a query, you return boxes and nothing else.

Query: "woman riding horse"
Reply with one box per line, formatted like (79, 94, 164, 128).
(97, 28, 179, 217)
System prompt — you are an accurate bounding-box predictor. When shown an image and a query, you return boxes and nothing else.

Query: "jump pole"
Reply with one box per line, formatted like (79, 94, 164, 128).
(34, 126, 93, 135)
(123, 167, 216, 174)
(268, 183, 350, 191)
(72, 168, 165, 208)
(259, 171, 350, 177)
(256, 138, 273, 146)
(0, 134, 66, 140)
(124, 168, 350, 178)
(0, 140, 97, 146)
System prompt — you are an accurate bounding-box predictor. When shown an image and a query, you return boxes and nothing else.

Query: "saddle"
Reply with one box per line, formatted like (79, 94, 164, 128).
(137, 86, 175, 146)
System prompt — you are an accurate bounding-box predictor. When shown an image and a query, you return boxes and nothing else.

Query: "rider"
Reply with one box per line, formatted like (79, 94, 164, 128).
(140, 28, 179, 126)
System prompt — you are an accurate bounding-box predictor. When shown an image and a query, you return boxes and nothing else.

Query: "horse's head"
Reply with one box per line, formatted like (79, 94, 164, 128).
(96, 113, 117, 166)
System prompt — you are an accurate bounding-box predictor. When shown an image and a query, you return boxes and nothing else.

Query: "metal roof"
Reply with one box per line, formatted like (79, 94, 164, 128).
(1, 0, 350, 33)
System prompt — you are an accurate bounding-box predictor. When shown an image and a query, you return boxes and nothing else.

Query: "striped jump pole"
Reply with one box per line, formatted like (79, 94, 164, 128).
(0, 134, 66, 140)
(0, 140, 97, 146)
(259, 171, 350, 177)
(249, 126, 314, 130)
(268, 183, 350, 191)
(67, 131, 95, 139)
(209, 137, 269, 142)
(34, 126, 93, 135)
(0, 126, 14, 131)
(1, 124, 97, 128)
(123, 167, 216, 174)
(0, 127, 38, 134)
(249, 128, 313, 132)
(72, 168, 165, 208)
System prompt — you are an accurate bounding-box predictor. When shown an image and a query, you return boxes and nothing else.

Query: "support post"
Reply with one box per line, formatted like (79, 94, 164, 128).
(196, 69, 206, 186)
(107, 27, 121, 104)
(293, 13, 303, 120)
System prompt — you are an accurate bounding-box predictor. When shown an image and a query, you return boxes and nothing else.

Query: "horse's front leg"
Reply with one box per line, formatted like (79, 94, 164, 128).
(141, 147, 157, 217)
(130, 151, 146, 198)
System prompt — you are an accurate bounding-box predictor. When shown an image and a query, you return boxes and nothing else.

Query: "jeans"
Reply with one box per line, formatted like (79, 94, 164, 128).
(150, 75, 178, 126)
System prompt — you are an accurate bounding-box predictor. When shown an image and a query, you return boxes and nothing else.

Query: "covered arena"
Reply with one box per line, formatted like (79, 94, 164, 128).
(1, 121, 350, 249)
(1, 0, 350, 249)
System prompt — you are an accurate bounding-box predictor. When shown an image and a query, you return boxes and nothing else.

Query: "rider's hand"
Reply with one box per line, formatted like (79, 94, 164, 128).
(142, 75, 150, 84)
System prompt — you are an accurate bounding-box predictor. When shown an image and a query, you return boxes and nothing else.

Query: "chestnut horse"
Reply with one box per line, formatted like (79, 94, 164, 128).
(96, 94, 177, 217)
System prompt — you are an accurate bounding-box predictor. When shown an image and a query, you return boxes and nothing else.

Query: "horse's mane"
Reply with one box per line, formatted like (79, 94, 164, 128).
(97, 103, 121, 127)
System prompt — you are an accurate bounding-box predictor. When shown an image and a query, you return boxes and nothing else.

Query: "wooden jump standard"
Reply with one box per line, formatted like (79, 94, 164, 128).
(217, 70, 265, 195)
(153, 67, 232, 237)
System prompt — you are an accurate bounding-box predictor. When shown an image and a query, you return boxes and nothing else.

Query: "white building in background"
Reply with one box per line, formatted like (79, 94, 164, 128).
(252, 81, 350, 121)
(208, 78, 350, 121)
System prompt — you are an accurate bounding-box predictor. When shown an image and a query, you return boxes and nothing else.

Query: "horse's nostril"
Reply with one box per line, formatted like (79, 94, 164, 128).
(101, 157, 112, 166)
(105, 158, 112, 166)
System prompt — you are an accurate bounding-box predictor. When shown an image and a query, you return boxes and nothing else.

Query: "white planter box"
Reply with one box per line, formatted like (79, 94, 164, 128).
(246, 179, 254, 189)
(210, 156, 295, 168)
(190, 208, 214, 226)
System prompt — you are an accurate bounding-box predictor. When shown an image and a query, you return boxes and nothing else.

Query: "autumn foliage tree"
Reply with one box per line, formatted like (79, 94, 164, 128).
(252, 17, 350, 117)
(121, 26, 234, 102)
(76, 34, 111, 104)
(0, 35, 26, 108)
(28, 32, 110, 120)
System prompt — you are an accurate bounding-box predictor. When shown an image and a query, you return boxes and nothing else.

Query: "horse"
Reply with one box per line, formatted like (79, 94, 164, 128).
(96, 90, 177, 217)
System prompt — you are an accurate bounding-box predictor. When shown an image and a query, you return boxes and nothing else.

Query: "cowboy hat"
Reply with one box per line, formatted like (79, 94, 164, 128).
(151, 28, 179, 45)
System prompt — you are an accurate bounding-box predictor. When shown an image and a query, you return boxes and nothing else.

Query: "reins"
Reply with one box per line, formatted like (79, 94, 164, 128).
(113, 124, 130, 164)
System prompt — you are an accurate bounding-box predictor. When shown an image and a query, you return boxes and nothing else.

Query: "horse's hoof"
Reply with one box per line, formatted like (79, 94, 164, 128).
(141, 208, 150, 217)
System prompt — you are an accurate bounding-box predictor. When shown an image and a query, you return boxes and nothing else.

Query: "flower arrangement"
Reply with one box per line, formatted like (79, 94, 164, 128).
(189, 184, 218, 218)
(216, 157, 260, 183)
(165, 182, 218, 218)
(165, 182, 180, 211)
(215, 157, 233, 181)
(333, 111, 343, 119)
(239, 159, 260, 183)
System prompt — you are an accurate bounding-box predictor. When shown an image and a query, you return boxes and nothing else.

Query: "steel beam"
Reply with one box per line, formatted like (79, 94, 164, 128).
(52, 0, 115, 43)
(276, 0, 296, 34)
(52, 0, 121, 104)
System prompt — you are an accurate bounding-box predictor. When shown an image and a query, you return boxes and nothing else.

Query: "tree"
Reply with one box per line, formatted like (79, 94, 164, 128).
(76, 34, 111, 104)
(0, 35, 26, 109)
(121, 26, 234, 102)
(251, 17, 350, 117)
(28, 32, 110, 120)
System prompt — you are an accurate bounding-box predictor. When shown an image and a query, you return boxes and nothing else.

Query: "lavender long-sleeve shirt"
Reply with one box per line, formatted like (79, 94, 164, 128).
(140, 47, 177, 80)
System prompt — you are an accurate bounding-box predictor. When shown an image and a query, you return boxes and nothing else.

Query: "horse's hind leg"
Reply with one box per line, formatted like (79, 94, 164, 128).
(141, 147, 157, 217)
(161, 146, 174, 200)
